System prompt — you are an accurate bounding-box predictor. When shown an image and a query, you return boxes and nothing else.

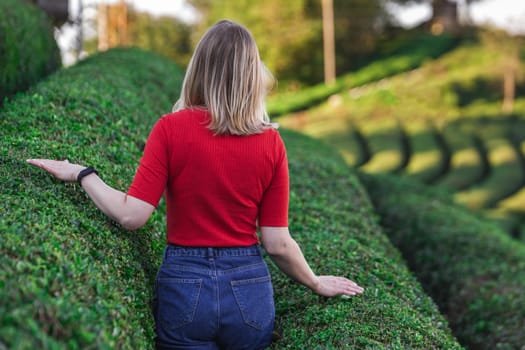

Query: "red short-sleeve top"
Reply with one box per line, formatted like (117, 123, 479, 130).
(127, 108, 289, 247)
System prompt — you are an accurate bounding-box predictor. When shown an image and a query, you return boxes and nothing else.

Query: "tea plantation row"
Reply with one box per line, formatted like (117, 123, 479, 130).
(1, 48, 183, 349)
(361, 173, 525, 348)
(270, 129, 461, 348)
(1, 48, 461, 348)
(274, 31, 525, 349)
(351, 115, 525, 238)
(0, 0, 61, 102)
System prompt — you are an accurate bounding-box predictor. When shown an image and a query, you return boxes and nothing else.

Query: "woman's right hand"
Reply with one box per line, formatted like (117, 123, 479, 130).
(313, 275, 364, 298)
(27, 159, 86, 182)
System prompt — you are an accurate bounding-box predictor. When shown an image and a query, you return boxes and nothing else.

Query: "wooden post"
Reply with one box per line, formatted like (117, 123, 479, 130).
(502, 49, 518, 113)
(322, 0, 336, 85)
(98, 3, 108, 51)
(98, 1, 128, 51)
(120, 0, 128, 45)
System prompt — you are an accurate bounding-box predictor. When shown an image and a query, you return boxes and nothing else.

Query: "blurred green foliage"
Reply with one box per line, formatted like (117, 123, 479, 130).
(190, 0, 396, 87)
(268, 31, 457, 116)
(361, 173, 525, 349)
(0, 0, 61, 103)
(127, 7, 194, 68)
(275, 28, 525, 237)
(85, 6, 194, 69)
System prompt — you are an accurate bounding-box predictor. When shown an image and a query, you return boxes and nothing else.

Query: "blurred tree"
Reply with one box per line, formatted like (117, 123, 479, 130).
(189, 0, 392, 88)
(29, 0, 69, 26)
(85, 6, 193, 67)
(189, 0, 324, 87)
(430, 0, 459, 33)
(127, 8, 193, 67)
(331, 0, 390, 74)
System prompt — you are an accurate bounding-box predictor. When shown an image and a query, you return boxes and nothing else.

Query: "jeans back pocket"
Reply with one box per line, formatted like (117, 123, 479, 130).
(157, 278, 202, 330)
(231, 275, 274, 330)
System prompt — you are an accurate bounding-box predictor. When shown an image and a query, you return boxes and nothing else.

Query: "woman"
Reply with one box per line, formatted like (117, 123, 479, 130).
(27, 20, 363, 350)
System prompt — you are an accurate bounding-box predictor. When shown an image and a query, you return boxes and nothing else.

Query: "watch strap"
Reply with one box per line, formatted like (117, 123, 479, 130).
(77, 166, 98, 185)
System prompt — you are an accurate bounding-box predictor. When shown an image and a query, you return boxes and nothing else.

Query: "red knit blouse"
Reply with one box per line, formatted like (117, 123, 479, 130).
(127, 108, 289, 247)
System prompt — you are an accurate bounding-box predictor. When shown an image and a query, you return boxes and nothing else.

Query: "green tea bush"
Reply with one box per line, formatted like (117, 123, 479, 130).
(269, 130, 461, 349)
(0, 0, 61, 103)
(1, 46, 460, 348)
(267, 33, 457, 117)
(1, 48, 183, 349)
(361, 173, 525, 349)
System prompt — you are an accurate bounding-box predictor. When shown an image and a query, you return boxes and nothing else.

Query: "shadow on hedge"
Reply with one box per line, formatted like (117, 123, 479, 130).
(360, 172, 525, 349)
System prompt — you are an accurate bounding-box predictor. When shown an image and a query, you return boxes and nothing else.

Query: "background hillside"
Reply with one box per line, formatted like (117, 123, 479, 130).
(276, 28, 525, 240)
(273, 27, 525, 347)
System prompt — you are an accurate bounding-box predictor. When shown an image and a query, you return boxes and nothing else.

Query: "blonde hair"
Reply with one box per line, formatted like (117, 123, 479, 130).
(173, 20, 276, 135)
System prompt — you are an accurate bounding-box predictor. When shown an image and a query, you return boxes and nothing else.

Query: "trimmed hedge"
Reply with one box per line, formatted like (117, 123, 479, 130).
(269, 130, 461, 349)
(0, 0, 61, 103)
(2, 47, 460, 348)
(1, 48, 183, 349)
(360, 173, 525, 349)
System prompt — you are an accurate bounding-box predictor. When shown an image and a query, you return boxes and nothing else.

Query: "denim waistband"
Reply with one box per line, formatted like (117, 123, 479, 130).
(166, 244, 262, 258)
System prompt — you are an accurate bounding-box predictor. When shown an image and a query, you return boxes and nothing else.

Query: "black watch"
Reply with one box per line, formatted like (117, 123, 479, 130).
(77, 166, 98, 185)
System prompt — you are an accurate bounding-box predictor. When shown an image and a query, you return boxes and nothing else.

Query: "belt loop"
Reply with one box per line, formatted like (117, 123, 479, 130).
(207, 247, 214, 259)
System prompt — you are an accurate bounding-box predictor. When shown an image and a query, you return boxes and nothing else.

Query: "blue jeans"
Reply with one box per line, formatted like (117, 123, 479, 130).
(154, 245, 275, 350)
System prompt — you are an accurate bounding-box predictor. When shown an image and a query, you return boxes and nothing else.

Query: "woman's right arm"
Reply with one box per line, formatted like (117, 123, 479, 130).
(26, 159, 155, 230)
(260, 226, 364, 297)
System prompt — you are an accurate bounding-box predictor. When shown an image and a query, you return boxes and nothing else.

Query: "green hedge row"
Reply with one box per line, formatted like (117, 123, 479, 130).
(1, 48, 183, 349)
(1, 47, 460, 348)
(0, 0, 61, 103)
(267, 33, 457, 117)
(269, 130, 461, 349)
(360, 173, 525, 349)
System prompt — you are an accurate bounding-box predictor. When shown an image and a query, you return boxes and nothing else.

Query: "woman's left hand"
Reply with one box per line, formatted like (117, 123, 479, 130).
(27, 159, 86, 182)
(314, 275, 364, 298)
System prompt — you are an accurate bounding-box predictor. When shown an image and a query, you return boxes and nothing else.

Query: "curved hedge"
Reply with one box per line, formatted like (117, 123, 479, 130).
(360, 173, 525, 349)
(1, 48, 183, 349)
(269, 130, 461, 349)
(0, 0, 61, 103)
(1, 47, 460, 348)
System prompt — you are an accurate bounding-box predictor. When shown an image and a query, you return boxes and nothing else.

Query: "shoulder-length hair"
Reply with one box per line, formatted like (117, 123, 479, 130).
(173, 20, 276, 135)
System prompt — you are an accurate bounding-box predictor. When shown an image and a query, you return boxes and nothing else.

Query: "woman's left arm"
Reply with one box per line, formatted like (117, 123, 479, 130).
(27, 159, 155, 230)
